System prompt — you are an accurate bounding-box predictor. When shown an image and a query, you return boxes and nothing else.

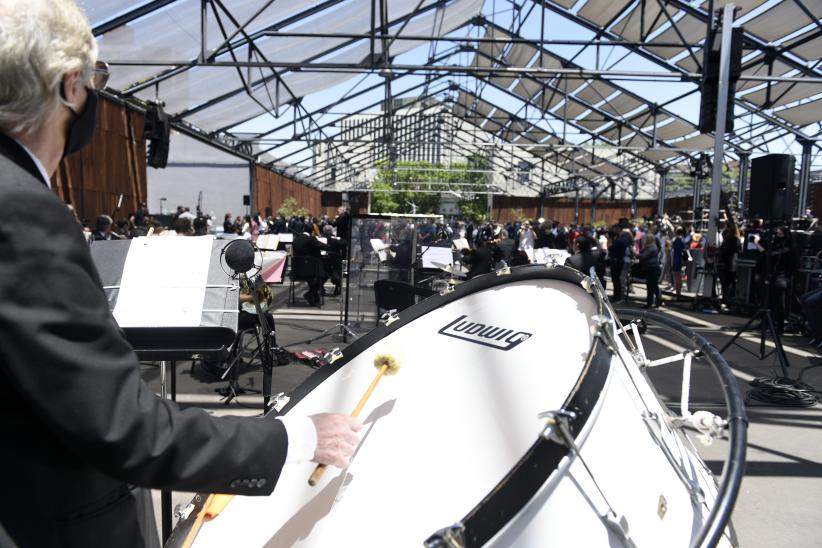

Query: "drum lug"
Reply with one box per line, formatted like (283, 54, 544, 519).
(423, 523, 466, 548)
(580, 276, 594, 294)
(538, 409, 578, 445)
(270, 392, 290, 412)
(604, 511, 637, 548)
(495, 266, 511, 276)
(323, 347, 344, 364)
(381, 309, 400, 326)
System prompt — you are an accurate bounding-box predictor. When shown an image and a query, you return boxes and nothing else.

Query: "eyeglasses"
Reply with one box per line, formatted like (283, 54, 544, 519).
(91, 60, 110, 91)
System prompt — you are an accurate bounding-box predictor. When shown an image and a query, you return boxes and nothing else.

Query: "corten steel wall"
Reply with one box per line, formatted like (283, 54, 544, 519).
(491, 195, 654, 225)
(320, 192, 369, 217)
(51, 97, 146, 222)
(254, 165, 322, 217)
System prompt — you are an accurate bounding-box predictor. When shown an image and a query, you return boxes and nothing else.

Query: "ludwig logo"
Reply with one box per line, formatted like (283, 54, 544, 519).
(438, 315, 532, 351)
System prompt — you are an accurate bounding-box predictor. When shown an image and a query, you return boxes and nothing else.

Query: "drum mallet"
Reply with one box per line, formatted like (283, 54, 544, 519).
(308, 353, 400, 486)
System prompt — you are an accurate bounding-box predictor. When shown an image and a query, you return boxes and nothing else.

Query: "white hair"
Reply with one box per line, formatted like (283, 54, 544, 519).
(0, 0, 97, 135)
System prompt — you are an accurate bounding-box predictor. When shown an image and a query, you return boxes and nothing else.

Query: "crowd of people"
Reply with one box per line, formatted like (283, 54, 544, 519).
(75, 200, 821, 344)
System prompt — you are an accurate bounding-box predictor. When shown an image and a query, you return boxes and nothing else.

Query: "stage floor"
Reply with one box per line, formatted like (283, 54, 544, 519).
(143, 275, 822, 548)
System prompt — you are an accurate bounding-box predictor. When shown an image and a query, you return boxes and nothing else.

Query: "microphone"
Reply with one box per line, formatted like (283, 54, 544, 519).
(224, 239, 256, 273)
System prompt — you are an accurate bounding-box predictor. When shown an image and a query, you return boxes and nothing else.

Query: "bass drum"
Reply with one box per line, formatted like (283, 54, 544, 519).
(173, 265, 737, 548)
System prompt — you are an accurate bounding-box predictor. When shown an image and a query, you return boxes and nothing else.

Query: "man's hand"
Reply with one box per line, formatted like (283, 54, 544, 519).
(309, 413, 362, 469)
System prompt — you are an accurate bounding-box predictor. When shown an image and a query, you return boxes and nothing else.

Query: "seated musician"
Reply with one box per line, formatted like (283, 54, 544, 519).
(239, 276, 275, 331)
(292, 228, 328, 305)
(321, 224, 346, 296)
(0, 3, 360, 546)
(462, 239, 494, 279)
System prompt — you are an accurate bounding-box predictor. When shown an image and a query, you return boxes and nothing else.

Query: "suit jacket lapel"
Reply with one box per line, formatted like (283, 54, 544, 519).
(0, 132, 50, 187)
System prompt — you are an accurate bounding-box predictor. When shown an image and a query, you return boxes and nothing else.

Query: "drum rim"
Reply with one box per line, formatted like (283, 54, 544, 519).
(615, 308, 748, 548)
(279, 264, 598, 416)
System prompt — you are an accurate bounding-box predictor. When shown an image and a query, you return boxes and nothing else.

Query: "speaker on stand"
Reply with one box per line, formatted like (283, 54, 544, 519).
(747, 153, 795, 221)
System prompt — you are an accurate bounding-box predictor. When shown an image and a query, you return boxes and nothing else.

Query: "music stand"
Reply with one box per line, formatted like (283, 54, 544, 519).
(91, 236, 239, 544)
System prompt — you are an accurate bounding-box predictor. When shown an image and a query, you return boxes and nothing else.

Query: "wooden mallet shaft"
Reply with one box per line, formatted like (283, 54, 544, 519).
(308, 355, 398, 486)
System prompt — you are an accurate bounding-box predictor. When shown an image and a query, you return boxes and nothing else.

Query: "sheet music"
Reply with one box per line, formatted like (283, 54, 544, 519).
(451, 238, 470, 251)
(370, 238, 389, 251)
(420, 246, 454, 269)
(113, 235, 213, 327)
(256, 234, 280, 251)
(278, 233, 294, 243)
(533, 248, 570, 265)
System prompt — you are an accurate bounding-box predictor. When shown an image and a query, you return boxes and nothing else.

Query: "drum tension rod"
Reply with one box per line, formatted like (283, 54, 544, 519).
(538, 410, 638, 548)
(380, 309, 400, 326)
(423, 523, 466, 548)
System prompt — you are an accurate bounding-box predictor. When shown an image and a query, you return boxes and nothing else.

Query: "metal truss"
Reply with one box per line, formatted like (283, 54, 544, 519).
(88, 0, 820, 197)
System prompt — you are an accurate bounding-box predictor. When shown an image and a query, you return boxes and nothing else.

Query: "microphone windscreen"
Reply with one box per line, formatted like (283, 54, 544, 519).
(225, 239, 256, 273)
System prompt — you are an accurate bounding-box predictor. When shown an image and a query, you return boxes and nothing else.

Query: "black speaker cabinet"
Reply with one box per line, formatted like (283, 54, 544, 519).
(242, 194, 250, 206)
(748, 153, 795, 220)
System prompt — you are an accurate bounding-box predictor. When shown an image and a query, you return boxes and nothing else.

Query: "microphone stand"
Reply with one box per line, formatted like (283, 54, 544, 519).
(238, 272, 276, 411)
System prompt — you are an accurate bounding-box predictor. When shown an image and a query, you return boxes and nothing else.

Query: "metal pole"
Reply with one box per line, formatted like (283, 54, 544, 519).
(159, 360, 171, 542)
(797, 140, 813, 217)
(737, 152, 749, 218)
(693, 172, 702, 227)
(630, 176, 638, 218)
(657, 169, 668, 217)
(200, 0, 208, 63)
(574, 185, 581, 225)
(707, 3, 735, 246)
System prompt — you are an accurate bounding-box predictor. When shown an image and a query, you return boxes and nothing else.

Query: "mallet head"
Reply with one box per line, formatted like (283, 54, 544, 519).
(373, 354, 400, 376)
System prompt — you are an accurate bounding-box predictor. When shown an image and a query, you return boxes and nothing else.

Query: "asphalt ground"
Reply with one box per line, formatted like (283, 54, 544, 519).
(144, 268, 822, 547)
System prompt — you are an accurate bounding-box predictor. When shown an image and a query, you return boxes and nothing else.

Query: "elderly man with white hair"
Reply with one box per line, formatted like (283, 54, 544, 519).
(0, 2, 361, 547)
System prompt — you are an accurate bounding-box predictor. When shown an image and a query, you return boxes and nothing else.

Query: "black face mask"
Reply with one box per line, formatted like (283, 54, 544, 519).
(64, 90, 98, 157)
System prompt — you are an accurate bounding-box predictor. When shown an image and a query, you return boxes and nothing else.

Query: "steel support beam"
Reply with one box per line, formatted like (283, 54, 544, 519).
(707, 4, 734, 247)
(797, 139, 815, 217)
(93, 0, 180, 36)
(737, 152, 749, 218)
(657, 168, 668, 217)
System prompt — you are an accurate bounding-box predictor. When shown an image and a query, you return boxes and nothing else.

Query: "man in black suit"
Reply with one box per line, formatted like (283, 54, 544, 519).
(0, 3, 360, 546)
(322, 224, 347, 296)
(565, 236, 607, 287)
(292, 230, 328, 305)
(462, 240, 495, 279)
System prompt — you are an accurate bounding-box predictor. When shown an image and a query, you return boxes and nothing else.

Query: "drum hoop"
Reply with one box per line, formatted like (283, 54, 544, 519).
(278, 264, 605, 416)
(427, 335, 613, 548)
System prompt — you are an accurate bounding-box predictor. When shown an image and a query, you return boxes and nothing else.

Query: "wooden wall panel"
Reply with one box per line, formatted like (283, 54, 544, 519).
(253, 164, 323, 217)
(51, 97, 146, 223)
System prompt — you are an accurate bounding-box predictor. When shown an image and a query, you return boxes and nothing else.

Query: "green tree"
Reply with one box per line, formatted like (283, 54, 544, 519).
(277, 196, 309, 218)
(368, 155, 490, 220)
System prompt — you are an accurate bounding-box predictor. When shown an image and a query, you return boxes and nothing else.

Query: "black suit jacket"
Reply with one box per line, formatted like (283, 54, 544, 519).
(291, 232, 327, 259)
(0, 134, 288, 547)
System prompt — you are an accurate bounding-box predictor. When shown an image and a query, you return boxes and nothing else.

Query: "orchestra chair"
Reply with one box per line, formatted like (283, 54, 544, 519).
(289, 255, 325, 306)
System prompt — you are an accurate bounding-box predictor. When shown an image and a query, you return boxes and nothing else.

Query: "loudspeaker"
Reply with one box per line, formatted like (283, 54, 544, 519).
(243, 195, 250, 206)
(143, 103, 170, 169)
(265, 207, 273, 218)
(698, 27, 743, 133)
(748, 153, 795, 220)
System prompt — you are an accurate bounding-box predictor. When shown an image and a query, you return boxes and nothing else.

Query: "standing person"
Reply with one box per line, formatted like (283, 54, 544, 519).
(0, 3, 360, 546)
(335, 205, 350, 240)
(565, 236, 606, 287)
(639, 234, 662, 308)
(717, 221, 742, 308)
(672, 226, 687, 298)
(609, 227, 631, 302)
(223, 212, 234, 234)
(754, 225, 795, 334)
(518, 220, 536, 263)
